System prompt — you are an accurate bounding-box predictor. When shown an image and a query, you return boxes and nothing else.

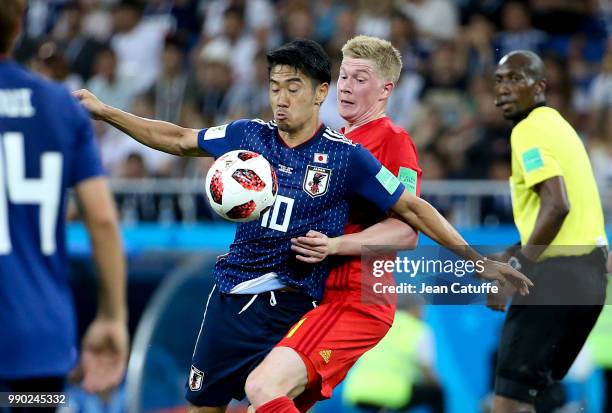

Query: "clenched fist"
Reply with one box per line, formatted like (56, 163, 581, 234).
(73, 89, 107, 120)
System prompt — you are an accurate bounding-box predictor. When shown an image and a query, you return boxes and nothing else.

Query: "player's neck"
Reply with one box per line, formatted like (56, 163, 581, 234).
(0, 53, 10, 61)
(278, 118, 322, 148)
(344, 108, 386, 134)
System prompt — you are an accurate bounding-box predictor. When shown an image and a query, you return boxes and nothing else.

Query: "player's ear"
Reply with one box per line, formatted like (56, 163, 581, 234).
(380, 81, 394, 100)
(535, 79, 546, 96)
(315, 82, 329, 106)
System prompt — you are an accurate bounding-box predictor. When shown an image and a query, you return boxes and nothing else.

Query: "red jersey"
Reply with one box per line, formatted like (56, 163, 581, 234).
(278, 118, 422, 411)
(322, 117, 422, 324)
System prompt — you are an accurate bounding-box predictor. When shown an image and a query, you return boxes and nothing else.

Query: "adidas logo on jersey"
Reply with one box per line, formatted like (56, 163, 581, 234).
(319, 349, 332, 364)
(278, 164, 293, 174)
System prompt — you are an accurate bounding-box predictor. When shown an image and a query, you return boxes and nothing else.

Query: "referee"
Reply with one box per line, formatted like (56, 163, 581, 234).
(490, 50, 608, 413)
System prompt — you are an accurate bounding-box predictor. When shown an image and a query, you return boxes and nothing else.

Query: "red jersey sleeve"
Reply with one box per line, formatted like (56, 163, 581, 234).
(378, 130, 422, 196)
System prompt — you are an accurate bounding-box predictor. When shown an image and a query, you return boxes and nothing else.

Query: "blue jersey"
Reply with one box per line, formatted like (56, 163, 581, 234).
(198, 119, 404, 299)
(0, 60, 104, 378)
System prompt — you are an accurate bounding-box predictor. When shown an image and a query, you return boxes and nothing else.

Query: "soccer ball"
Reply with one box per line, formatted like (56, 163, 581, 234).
(205, 150, 278, 222)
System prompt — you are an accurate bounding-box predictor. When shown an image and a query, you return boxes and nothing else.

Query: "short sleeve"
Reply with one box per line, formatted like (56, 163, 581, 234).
(380, 132, 422, 196)
(512, 125, 563, 188)
(347, 145, 404, 212)
(197, 119, 249, 158)
(70, 98, 104, 186)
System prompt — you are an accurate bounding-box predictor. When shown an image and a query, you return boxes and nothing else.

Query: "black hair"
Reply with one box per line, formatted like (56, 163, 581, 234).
(501, 50, 546, 82)
(63, 1, 82, 12)
(164, 33, 185, 51)
(0, 0, 26, 55)
(96, 45, 116, 58)
(266, 39, 332, 86)
(117, 0, 145, 14)
(223, 5, 245, 20)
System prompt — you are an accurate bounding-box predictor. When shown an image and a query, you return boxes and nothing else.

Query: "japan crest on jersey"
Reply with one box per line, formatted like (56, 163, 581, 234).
(303, 165, 332, 198)
(189, 365, 204, 391)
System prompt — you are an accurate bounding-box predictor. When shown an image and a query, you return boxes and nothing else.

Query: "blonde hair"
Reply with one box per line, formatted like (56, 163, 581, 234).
(341, 35, 403, 84)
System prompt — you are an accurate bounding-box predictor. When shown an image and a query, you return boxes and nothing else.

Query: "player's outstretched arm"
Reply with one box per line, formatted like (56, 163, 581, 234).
(390, 190, 534, 294)
(73, 89, 206, 157)
(291, 218, 418, 263)
(74, 176, 129, 392)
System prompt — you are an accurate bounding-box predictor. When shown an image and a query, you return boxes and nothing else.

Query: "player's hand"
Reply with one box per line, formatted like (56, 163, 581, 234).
(72, 317, 129, 393)
(486, 282, 517, 312)
(291, 230, 339, 264)
(486, 250, 511, 263)
(73, 89, 106, 120)
(476, 259, 533, 296)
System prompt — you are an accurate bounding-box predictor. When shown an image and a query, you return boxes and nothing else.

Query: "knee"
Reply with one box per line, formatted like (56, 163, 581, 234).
(245, 369, 275, 408)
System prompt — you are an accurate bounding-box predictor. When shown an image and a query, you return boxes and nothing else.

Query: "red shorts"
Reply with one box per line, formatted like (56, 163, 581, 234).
(276, 300, 394, 412)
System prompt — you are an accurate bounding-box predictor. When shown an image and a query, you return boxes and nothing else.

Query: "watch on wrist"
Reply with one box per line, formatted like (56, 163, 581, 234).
(508, 250, 534, 274)
(508, 255, 522, 271)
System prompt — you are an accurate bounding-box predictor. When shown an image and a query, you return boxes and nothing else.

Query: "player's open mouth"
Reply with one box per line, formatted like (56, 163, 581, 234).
(495, 98, 514, 107)
(340, 100, 354, 105)
(276, 112, 288, 120)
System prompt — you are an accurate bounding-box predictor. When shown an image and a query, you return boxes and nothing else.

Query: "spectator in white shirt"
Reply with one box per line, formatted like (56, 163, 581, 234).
(110, 0, 170, 94)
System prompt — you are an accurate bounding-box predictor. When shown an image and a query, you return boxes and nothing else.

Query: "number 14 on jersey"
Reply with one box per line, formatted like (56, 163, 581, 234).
(0, 132, 63, 255)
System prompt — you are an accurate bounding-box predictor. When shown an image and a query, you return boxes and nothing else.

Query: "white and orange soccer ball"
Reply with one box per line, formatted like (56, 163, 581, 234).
(205, 150, 278, 222)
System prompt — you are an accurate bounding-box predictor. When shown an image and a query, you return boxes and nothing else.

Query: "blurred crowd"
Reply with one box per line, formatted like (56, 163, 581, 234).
(13, 0, 612, 223)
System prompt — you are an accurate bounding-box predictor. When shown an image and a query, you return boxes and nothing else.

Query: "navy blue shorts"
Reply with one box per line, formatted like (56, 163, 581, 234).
(185, 284, 318, 407)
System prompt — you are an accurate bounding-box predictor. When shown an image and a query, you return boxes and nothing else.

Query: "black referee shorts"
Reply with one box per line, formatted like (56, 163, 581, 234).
(495, 247, 608, 404)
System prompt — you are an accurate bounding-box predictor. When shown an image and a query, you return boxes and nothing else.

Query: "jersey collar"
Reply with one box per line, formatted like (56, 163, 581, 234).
(276, 123, 326, 150)
(341, 116, 389, 137)
(512, 103, 547, 126)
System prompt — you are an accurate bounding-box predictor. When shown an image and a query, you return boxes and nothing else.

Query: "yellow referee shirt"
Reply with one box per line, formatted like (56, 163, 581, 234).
(509, 106, 607, 258)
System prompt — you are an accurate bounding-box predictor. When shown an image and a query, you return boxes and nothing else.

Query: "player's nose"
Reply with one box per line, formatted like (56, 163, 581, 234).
(494, 79, 512, 96)
(275, 90, 290, 107)
(338, 82, 351, 94)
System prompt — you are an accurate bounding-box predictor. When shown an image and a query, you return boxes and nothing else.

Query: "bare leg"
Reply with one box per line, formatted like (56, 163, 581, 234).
(245, 346, 309, 409)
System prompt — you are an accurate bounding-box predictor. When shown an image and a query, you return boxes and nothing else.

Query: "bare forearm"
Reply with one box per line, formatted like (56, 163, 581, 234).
(333, 218, 418, 256)
(521, 177, 570, 261)
(101, 105, 201, 156)
(522, 204, 567, 260)
(392, 192, 482, 262)
(88, 220, 127, 321)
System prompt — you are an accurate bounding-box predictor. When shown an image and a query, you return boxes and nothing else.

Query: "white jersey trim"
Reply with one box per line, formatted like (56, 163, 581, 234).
(251, 118, 277, 130)
(229, 271, 285, 294)
(322, 130, 355, 146)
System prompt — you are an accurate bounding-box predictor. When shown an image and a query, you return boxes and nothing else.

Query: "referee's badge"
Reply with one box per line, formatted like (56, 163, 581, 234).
(189, 365, 204, 391)
(303, 165, 332, 198)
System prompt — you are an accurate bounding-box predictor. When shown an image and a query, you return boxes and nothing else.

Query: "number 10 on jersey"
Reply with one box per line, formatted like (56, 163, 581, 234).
(260, 195, 294, 233)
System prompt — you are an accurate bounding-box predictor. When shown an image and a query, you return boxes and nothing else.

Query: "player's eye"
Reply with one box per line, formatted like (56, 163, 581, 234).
(340, 75, 348, 80)
(356, 79, 365, 83)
